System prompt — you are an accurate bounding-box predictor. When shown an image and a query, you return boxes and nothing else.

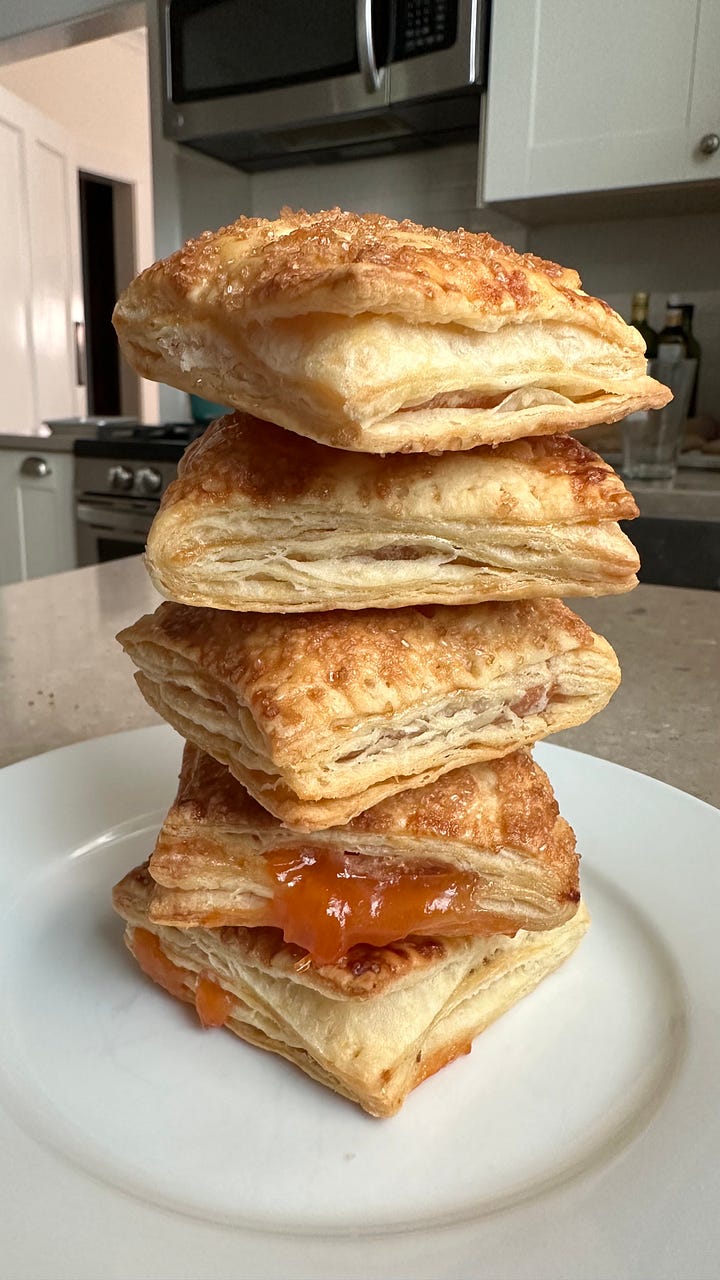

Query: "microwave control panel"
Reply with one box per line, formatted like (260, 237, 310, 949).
(395, 0, 458, 60)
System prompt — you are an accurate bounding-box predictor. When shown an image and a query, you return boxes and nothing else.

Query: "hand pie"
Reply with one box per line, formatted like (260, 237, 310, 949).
(112, 208, 670, 454)
(146, 415, 640, 612)
(113, 863, 589, 1117)
(147, 744, 580, 961)
(117, 598, 620, 831)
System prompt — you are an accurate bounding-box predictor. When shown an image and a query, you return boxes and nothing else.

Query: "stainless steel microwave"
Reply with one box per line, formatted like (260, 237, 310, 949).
(159, 0, 488, 170)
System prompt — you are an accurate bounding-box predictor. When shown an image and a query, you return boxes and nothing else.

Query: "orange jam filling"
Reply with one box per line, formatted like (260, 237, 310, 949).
(195, 974, 235, 1028)
(132, 926, 191, 1002)
(131, 927, 233, 1029)
(258, 848, 492, 967)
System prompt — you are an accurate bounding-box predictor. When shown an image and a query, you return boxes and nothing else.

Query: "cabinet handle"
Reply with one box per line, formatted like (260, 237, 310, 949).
(20, 455, 51, 479)
(699, 132, 720, 156)
(74, 320, 87, 386)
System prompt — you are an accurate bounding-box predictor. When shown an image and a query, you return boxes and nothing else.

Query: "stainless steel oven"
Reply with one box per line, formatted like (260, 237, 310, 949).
(73, 429, 202, 566)
(75, 493, 159, 566)
(158, 0, 489, 169)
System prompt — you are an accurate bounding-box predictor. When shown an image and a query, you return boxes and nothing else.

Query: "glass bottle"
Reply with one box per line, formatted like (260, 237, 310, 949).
(680, 304, 701, 417)
(656, 296, 687, 361)
(629, 291, 658, 358)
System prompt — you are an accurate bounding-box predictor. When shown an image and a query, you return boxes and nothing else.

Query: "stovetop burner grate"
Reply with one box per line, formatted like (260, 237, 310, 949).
(74, 423, 207, 463)
(96, 421, 206, 443)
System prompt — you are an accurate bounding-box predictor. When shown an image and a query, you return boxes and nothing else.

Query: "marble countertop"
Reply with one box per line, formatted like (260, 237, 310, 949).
(0, 555, 717, 806)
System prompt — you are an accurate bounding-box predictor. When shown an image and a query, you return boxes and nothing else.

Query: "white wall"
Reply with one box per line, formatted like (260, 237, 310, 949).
(0, 28, 150, 166)
(529, 213, 720, 416)
(158, 136, 720, 420)
(251, 145, 526, 245)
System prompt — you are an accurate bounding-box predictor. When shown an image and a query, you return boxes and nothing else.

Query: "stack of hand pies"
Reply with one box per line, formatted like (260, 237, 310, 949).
(111, 209, 669, 1117)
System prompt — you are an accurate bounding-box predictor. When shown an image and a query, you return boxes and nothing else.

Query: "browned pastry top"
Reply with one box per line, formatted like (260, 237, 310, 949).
(169, 742, 576, 878)
(118, 597, 593, 756)
(123, 205, 626, 333)
(162, 412, 639, 523)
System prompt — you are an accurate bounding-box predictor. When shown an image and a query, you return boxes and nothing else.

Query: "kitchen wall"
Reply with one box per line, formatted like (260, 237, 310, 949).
(250, 144, 524, 245)
(150, 139, 527, 421)
(0, 27, 150, 164)
(162, 141, 720, 419)
(529, 213, 720, 417)
(167, 141, 525, 246)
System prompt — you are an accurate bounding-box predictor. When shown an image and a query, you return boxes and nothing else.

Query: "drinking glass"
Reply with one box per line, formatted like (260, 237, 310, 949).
(622, 358, 696, 482)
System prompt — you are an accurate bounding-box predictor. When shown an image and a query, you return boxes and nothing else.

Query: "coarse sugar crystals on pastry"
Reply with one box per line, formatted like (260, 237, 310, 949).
(113, 862, 590, 1118)
(145, 414, 641, 612)
(112, 207, 671, 454)
(116, 597, 620, 831)
(145, 743, 581, 961)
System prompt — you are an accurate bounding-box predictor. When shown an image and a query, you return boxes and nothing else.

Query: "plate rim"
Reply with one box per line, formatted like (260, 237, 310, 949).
(0, 726, 718, 1280)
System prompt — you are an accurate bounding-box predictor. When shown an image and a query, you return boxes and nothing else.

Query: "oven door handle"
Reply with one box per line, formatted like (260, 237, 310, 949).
(356, 0, 382, 92)
(75, 502, 152, 533)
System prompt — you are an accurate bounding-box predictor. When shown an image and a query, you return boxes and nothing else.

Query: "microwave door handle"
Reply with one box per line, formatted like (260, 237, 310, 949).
(356, 0, 382, 92)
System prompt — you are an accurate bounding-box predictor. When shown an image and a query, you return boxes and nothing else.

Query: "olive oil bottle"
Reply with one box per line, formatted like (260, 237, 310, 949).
(629, 291, 658, 358)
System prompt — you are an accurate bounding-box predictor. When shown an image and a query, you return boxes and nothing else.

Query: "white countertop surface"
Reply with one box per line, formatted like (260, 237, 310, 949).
(0, 555, 717, 806)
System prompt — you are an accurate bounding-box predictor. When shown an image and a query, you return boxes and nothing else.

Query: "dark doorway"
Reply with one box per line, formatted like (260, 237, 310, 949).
(78, 173, 123, 415)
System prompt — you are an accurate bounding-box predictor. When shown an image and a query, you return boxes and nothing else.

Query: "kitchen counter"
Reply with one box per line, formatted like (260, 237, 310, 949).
(0, 556, 717, 806)
(631, 467, 720, 521)
(0, 432, 74, 453)
(1, 431, 717, 501)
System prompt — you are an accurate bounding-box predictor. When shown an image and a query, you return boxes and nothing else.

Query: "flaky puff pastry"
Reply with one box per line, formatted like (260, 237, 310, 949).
(112, 208, 670, 454)
(146, 415, 640, 612)
(113, 863, 589, 1117)
(117, 599, 620, 831)
(147, 745, 580, 957)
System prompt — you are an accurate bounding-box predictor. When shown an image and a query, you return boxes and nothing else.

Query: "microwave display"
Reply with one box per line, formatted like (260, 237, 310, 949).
(170, 0, 392, 102)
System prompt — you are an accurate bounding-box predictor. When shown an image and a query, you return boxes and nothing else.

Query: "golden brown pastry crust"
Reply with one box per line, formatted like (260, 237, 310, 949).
(112, 208, 670, 453)
(147, 744, 580, 938)
(113, 863, 589, 1116)
(112, 208, 614, 329)
(146, 415, 639, 612)
(117, 599, 620, 830)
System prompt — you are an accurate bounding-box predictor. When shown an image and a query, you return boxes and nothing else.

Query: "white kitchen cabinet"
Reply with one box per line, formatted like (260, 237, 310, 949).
(483, 0, 720, 203)
(0, 447, 76, 586)
(0, 85, 86, 436)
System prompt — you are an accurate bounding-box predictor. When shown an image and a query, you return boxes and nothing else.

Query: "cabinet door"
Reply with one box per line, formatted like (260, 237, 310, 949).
(0, 450, 76, 586)
(484, 0, 709, 201)
(26, 126, 86, 424)
(686, 0, 720, 182)
(0, 100, 36, 436)
(0, 86, 86, 433)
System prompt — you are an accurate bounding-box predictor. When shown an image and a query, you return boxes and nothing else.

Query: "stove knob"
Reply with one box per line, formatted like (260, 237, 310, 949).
(108, 464, 134, 492)
(136, 466, 163, 495)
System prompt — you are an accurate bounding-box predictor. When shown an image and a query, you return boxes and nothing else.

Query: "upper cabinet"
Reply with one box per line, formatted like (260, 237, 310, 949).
(483, 0, 720, 203)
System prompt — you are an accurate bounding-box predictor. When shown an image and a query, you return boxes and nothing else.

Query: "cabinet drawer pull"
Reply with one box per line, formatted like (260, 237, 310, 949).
(20, 456, 51, 479)
(699, 132, 720, 156)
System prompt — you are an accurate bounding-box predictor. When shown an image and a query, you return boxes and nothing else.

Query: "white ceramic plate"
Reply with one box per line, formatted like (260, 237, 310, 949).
(0, 727, 717, 1280)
